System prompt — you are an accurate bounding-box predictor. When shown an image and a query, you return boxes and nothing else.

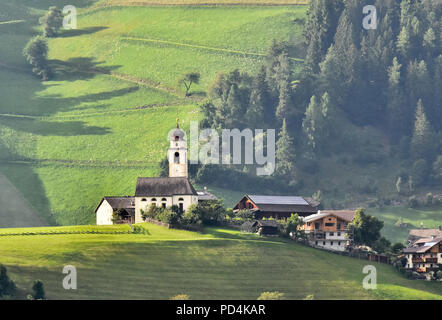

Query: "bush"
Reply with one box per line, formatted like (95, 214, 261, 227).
(432, 156, 442, 182)
(372, 237, 391, 254)
(23, 36, 51, 80)
(39, 6, 63, 38)
(158, 209, 181, 225)
(425, 193, 433, 207)
(257, 291, 284, 300)
(197, 199, 226, 224)
(279, 214, 303, 238)
(0, 265, 16, 298)
(32, 280, 45, 300)
(411, 159, 430, 187)
(182, 204, 202, 225)
(235, 209, 255, 221)
(408, 195, 419, 208)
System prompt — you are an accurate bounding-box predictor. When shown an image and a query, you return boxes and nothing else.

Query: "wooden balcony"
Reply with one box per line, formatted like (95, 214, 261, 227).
(425, 258, 438, 263)
(412, 257, 425, 263)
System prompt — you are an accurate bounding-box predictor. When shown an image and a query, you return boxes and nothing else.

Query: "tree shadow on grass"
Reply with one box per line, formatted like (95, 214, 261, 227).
(0, 117, 112, 136)
(50, 57, 122, 81)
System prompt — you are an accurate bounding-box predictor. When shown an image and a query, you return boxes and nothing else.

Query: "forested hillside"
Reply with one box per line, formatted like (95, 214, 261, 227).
(199, 0, 442, 209)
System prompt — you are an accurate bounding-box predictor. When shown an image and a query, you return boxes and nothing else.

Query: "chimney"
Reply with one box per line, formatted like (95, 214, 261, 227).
(204, 186, 207, 192)
(420, 222, 424, 230)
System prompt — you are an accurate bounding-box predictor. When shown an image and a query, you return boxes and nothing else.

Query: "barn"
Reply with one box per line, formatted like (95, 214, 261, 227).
(233, 195, 319, 220)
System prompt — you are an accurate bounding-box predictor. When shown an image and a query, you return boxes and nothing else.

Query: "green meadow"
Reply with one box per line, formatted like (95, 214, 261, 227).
(0, 1, 307, 226)
(1, 223, 441, 300)
(368, 207, 442, 244)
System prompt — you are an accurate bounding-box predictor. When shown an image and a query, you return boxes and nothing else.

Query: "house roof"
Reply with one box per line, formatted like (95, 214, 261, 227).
(254, 220, 279, 228)
(303, 210, 355, 223)
(408, 228, 442, 240)
(135, 177, 197, 197)
(248, 195, 309, 205)
(197, 190, 218, 201)
(94, 196, 134, 213)
(236, 195, 318, 214)
(320, 210, 355, 222)
(404, 237, 442, 253)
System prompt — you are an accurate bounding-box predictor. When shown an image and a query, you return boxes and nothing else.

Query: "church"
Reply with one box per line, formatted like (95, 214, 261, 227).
(95, 122, 213, 225)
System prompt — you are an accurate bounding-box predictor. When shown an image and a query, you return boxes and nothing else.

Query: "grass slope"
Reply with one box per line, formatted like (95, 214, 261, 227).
(368, 206, 442, 244)
(1, 223, 441, 300)
(0, 2, 306, 226)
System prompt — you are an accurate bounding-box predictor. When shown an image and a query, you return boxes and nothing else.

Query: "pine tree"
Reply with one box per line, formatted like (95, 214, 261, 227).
(410, 99, 435, 161)
(276, 119, 295, 177)
(302, 95, 321, 152)
(387, 57, 408, 139)
(423, 27, 436, 58)
(275, 53, 291, 121)
(226, 84, 243, 128)
(397, 26, 411, 60)
(406, 60, 431, 108)
(246, 66, 270, 128)
(303, 0, 344, 74)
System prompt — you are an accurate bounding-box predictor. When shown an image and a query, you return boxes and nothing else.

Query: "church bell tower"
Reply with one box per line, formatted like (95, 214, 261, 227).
(168, 120, 188, 178)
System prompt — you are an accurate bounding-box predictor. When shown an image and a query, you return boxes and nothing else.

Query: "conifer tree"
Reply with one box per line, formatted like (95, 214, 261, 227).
(247, 66, 270, 128)
(387, 57, 407, 139)
(410, 99, 435, 161)
(276, 119, 295, 177)
(397, 26, 411, 60)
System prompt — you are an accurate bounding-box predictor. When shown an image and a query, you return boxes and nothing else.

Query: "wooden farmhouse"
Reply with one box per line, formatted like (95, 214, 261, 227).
(95, 122, 213, 226)
(300, 210, 356, 252)
(407, 227, 442, 245)
(233, 195, 319, 220)
(403, 237, 442, 274)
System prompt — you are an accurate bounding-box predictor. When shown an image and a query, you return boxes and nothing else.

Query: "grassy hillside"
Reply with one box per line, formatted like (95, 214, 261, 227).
(368, 206, 442, 244)
(94, 0, 309, 6)
(0, 1, 307, 226)
(1, 223, 441, 300)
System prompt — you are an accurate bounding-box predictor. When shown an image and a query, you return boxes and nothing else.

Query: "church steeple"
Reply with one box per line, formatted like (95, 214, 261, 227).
(168, 121, 188, 178)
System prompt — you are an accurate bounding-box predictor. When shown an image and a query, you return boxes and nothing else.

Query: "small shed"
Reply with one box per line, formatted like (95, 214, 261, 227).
(241, 221, 257, 233)
(254, 220, 279, 236)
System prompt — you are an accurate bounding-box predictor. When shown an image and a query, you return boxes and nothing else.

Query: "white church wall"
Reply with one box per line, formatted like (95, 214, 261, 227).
(96, 200, 113, 225)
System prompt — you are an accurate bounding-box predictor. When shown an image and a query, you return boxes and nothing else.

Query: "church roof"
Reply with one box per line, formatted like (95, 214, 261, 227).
(135, 177, 197, 197)
(94, 196, 134, 213)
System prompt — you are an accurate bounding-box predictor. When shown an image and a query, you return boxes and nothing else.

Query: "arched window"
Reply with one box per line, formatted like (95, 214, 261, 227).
(141, 198, 147, 202)
(175, 136, 180, 141)
(161, 198, 167, 209)
(178, 198, 184, 213)
(174, 152, 180, 163)
(151, 198, 157, 202)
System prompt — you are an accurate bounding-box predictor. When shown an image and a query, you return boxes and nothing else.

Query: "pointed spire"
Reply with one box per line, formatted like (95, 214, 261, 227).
(176, 118, 180, 129)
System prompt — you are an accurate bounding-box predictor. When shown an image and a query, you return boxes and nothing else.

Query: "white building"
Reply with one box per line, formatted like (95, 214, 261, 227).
(96, 122, 201, 225)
